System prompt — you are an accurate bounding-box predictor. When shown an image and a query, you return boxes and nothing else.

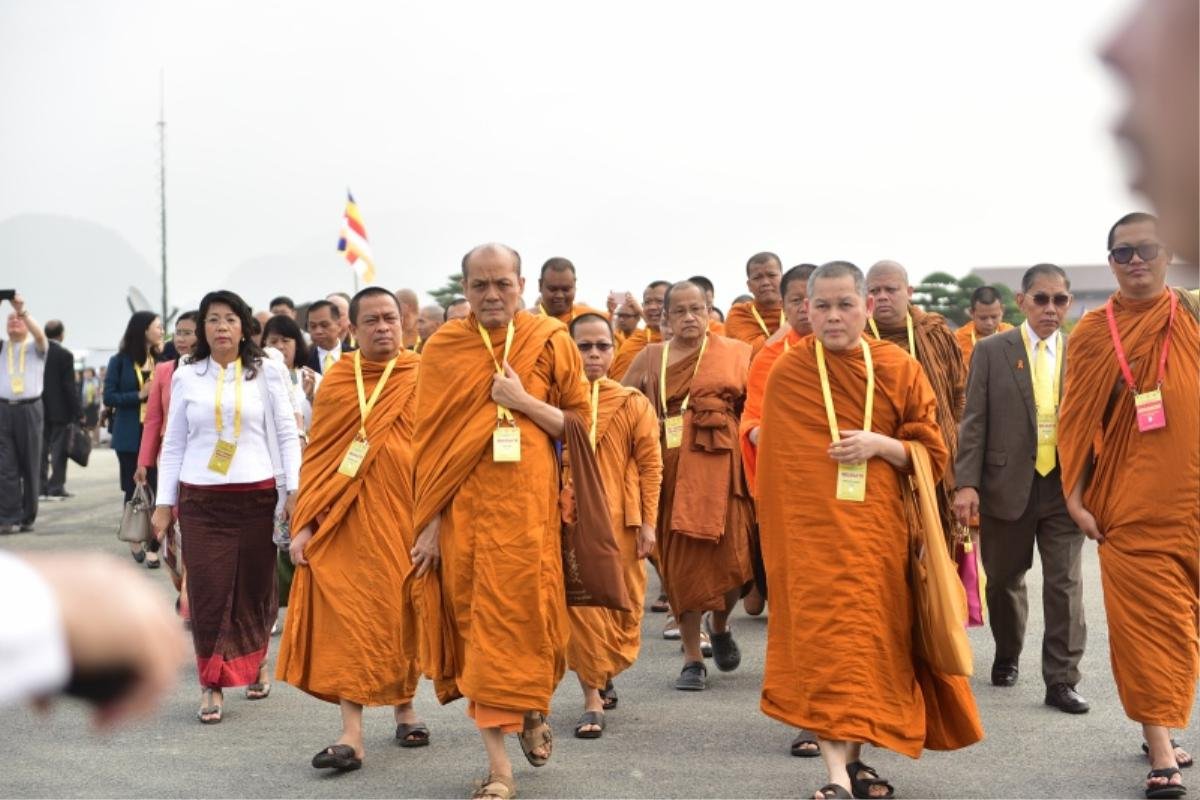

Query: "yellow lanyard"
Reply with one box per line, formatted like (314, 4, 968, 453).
(478, 321, 516, 423)
(815, 338, 875, 443)
(750, 305, 786, 337)
(868, 313, 915, 355)
(588, 379, 600, 451)
(214, 358, 244, 441)
(659, 334, 709, 417)
(134, 357, 154, 391)
(970, 327, 976, 346)
(7, 338, 27, 380)
(353, 350, 398, 438)
(1019, 326, 1061, 410)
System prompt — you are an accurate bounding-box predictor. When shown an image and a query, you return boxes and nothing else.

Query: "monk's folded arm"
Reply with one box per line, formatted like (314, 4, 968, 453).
(877, 435, 910, 468)
(511, 395, 565, 437)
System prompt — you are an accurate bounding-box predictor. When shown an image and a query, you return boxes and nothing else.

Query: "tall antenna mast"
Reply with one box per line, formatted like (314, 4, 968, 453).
(157, 70, 168, 323)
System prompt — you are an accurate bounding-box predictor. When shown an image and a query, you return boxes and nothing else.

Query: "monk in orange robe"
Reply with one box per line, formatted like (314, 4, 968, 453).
(565, 313, 662, 739)
(535, 256, 608, 325)
(277, 288, 428, 772)
(406, 243, 589, 800)
(687, 275, 727, 336)
(724, 252, 786, 357)
(1060, 213, 1199, 798)
(758, 261, 983, 799)
(955, 285, 1013, 369)
(622, 281, 754, 693)
(609, 281, 669, 381)
(866, 260, 966, 546)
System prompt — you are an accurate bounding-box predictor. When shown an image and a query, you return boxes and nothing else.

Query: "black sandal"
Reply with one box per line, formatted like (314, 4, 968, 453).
(650, 594, 670, 613)
(791, 732, 820, 757)
(312, 744, 362, 772)
(815, 784, 852, 799)
(600, 680, 618, 710)
(395, 722, 430, 748)
(573, 710, 605, 739)
(847, 760, 895, 799)
(1146, 767, 1186, 799)
(1145, 740, 1194, 769)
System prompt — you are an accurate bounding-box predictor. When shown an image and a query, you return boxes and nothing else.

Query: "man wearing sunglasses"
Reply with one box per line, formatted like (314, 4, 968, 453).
(1057, 212, 1199, 798)
(954, 263, 1089, 718)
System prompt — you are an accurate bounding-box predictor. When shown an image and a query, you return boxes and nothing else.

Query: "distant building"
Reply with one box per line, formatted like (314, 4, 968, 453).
(969, 262, 1199, 320)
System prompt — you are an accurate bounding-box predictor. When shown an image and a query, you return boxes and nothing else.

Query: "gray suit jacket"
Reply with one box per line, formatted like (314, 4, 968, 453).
(954, 326, 1068, 521)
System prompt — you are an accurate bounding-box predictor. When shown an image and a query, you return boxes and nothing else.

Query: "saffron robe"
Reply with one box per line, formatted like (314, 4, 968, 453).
(725, 301, 785, 357)
(739, 328, 803, 496)
(610, 328, 663, 382)
(955, 320, 1014, 370)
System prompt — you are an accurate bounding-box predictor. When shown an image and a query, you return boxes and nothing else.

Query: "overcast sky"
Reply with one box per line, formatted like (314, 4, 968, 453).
(1, 0, 1141, 317)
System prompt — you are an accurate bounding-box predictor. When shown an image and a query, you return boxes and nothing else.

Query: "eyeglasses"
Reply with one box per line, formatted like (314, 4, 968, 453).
(576, 342, 613, 353)
(1109, 243, 1161, 264)
(1031, 293, 1071, 308)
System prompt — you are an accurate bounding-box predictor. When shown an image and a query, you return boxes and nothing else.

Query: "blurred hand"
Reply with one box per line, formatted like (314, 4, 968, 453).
(150, 506, 172, 541)
(636, 523, 656, 559)
(10, 292, 25, 315)
(132, 466, 148, 486)
(411, 516, 441, 578)
(289, 524, 314, 566)
(952, 487, 980, 528)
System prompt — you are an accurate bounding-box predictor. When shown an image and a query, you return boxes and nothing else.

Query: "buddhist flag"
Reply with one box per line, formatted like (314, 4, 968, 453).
(337, 190, 376, 283)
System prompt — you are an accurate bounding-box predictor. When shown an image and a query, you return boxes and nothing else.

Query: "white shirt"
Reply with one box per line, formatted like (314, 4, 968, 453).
(0, 552, 70, 707)
(156, 356, 301, 506)
(1021, 320, 1060, 360)
(316, 344, 342, 372)
(0, 336, 47, 401)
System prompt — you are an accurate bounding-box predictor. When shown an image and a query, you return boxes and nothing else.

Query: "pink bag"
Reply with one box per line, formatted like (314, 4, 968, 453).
(953, 529, 984, 628)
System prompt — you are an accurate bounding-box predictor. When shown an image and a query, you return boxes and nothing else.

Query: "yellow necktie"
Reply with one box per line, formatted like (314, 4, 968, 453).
(324, 353, 334, 371)
(1034, 340, 1056, 476)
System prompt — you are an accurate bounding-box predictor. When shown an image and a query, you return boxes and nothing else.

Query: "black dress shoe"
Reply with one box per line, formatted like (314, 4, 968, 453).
(1045, 683, 1090, 714)
(991, 658, 1019, 687)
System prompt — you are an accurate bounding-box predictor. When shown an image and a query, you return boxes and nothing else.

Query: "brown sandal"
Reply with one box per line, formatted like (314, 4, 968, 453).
(517, 712, 552, 767)
(472, 773, 516, 799)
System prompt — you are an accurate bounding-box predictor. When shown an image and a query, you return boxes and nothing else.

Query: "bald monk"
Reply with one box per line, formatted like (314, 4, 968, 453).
(326, 292, 355, 348)
(566, 313, 662, 739)
(758, 261, 983, 799)
(445, 296, 471, 322)
(536, 257, 607, 325)
(1060, 212, 1199, 798)
(688, 275, 726, 336)
(725, 252, 787, 357)
(394, 289, 421, 350)
(415, 304, 444, 354)
(866, 260, 967, 545)
(277, 287, 428, 772)
(610, 281, 669, 381)
(956, 285, 1013, 369)
(406, 243, 589, 800)
(622, 281, 754, 692)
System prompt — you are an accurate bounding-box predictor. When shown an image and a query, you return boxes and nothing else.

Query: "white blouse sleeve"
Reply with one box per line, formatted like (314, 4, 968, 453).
(155, 367, 190, 506)
(263, 360, 302, 491)
(0, 552, 71, 707)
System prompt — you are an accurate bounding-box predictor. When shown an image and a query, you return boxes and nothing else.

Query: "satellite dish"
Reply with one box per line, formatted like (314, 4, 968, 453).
(127, 286, 154, 315)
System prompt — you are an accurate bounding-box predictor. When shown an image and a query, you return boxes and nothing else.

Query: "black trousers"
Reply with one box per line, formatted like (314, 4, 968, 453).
(40, 420, 69, 495)
(0, 400, 43, 527)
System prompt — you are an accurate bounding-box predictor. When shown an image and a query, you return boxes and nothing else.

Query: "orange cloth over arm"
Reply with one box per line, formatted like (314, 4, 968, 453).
(956, 321, 1013, 370)
(1058, 290, 1199, 728)
(739, 330, 802, 496)
(609, 328, 662, 381)
(276, 352, 423, 706)
(724, 301, 783, 357)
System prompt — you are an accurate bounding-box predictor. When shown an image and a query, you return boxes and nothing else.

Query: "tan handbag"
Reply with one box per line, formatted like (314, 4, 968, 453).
(117, 483, 155, 544)
(903, 441, 974, 676)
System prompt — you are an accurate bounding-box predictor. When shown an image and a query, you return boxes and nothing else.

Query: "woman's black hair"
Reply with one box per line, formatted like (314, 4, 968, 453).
(172, 310, 200, 363)
(118, 310, 162, 364)
(191, 290, 266, 378)
(261, 314, 310, 369)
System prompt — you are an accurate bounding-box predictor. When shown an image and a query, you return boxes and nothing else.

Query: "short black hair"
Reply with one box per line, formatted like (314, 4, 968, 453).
(646, 280, 671, 293)
(176, 310, 199, 326)
(745, 251, 782, 276)
(970, 286, 1003, 308)
(461, 243, 522, 280)
(1107, 212, 1158, 250)
(192, 290, 266, 378)
(1020, 263, 1071, 293)
(540, 257, 576, 279)
(269, 295, 295, 310)
(711, 307, 725, 322)
(568, 312, 613, 339)
(307, 299, 340, 319)
(44, 319, 64, 340)
(444, 297, 469, 322)
(780, 264, 817, 299)
(349, 286, 401, 324)
(248, 316, 263, 336)
(261, 313, 310, 368)
(327, 291, 352, 303)
(687, 275, 715, 297)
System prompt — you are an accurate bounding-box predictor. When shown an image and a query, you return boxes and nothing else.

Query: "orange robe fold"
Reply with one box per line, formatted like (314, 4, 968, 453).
(623, 333, 754, 612)
(758, 337, 982, 757)
(725, 301, 785, 357)
(406, 311, 589, 716)
(708, 319, 726, 336)
(1058, 289, 1199, 728)
(276, 352, 421, 706)
(566, 379, 663, 689)
(610, 328, 663, 382)
(539, 302, 609, 326)
(955, 320, 1014, 370)
(739, 328, 803, 496)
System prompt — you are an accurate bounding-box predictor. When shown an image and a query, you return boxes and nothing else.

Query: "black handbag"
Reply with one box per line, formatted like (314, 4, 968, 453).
(67, 422, 92, 467)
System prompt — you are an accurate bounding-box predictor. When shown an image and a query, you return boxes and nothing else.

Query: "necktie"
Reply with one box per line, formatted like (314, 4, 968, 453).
(323, 353, 334, 371)
(1034, 340, 1056, 476)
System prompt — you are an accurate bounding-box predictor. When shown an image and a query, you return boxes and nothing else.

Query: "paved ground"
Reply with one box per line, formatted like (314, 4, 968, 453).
(1, 447, 1195, 798)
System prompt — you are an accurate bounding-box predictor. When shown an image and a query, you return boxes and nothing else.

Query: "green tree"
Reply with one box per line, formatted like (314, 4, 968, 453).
(914, 271, 1022, 327)
(428, 273, 464, 309)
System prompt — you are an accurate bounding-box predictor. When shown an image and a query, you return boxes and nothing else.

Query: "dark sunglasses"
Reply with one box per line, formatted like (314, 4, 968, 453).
(1031, 293, 1071, 308)
(1109, 243, 1161, 264)
(577, 342, 613, 353)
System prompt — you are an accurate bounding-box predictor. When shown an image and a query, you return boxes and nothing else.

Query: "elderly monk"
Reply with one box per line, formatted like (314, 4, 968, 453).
(415, 305, 444, 354)
(607, 293, 642, 350)
(406, 243, 589, 800)
(688, 275, 726, 336)
(566, 313, 662, 739)
(536, 257, 607, 324)
(326, 292, 355, 348)
(445, 296, 471, 322)
(394, 289, 422, 351)
(758, 261, 982, 799)
(610, 281, 669, 381)
(725, 252, 786, 357)
(1060, 212, 1199, 799)
(866, 260, 967, 544)
(955, 286, 1013, 369)
(277, 287, 428, 772)
(622, 281, 754, 692)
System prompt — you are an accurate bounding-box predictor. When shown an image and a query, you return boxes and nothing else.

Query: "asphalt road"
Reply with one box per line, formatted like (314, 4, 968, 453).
(1, 447, 1195, 798)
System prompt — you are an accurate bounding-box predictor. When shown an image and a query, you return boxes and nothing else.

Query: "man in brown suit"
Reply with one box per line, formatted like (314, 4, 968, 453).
(953, 263, 1089, 714)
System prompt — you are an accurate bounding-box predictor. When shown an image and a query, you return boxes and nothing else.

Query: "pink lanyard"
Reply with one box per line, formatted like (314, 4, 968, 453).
(1105, 290, 1177, 393)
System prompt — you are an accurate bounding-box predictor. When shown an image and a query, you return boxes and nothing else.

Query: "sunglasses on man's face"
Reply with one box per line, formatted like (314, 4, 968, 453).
(577, 341, 613, 353)
(1031, 293, 1071, 308)
(1109, 242, 1161, 264)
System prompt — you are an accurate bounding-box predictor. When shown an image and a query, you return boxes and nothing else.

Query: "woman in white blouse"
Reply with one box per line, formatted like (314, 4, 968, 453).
(152, 290, 301, 725)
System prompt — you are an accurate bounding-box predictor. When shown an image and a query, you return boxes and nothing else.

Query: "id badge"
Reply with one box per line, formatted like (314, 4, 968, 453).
(664, 415, 684, 449)
(1036, 411, 1058, 445)
(836, 461, 867, 502)
(207, 439, 237, 475)
(1134, 389, 1166, 432)
(139, 402, 147, 423)
(493, 425, 521, 462)
(337, 437, 370, 478)
(10, 376, 23, 395)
